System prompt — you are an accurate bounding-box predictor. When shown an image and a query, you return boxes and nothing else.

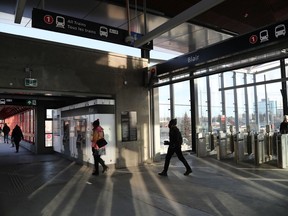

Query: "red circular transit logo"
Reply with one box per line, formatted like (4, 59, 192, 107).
(44, 15, 54, 24)
(249, 35, 258, 44)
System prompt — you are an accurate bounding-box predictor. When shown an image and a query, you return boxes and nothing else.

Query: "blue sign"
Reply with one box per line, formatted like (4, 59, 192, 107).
(156, 19, 288, 75)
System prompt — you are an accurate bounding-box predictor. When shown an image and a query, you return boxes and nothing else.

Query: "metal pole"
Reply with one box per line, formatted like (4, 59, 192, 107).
(244, 73, 249, 126)
(190, 77, 197, 152)
(233, 72, 239, 132)
(280, 59, 288, 114)
(170, 78, 175, 119)
(220, 73, 226, 132)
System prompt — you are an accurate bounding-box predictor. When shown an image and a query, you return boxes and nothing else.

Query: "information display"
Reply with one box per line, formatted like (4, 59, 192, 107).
(121, 111, 137, 142)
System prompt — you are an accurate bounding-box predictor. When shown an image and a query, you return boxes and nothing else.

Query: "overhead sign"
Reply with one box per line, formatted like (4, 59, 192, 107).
(156, 19, 288, 76)
(32, 8, 153, 50)
(0, 98, 37, 106)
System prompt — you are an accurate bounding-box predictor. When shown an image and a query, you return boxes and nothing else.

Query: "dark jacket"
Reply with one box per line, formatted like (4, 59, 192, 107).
(11, 125, 24, 142)
(280, 121, 288, 134)
(3, 124, 10, 135)
(169, 126, 183, 148)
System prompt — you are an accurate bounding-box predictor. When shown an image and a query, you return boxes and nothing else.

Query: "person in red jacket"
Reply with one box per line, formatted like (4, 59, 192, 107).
(91, 119, 108, 175)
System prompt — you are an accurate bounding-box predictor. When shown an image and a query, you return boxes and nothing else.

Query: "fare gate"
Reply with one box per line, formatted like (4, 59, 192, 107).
(196, 133, 207, 157)
(196, 130, 286, 168)
(278, 134, 288, 168)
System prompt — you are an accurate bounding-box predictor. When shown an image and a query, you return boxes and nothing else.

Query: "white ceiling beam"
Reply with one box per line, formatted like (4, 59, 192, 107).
(14, 0, 27, 24)
(134, 0, 225, 48)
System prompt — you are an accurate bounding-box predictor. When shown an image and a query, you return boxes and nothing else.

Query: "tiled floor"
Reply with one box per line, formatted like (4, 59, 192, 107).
(0, 138, 288, 216)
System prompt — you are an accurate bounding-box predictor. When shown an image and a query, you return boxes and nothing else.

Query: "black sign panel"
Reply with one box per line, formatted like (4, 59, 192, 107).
(156, 19, 288, 75)
(0, 98, 37, 106)
(32, 8, 153, 50)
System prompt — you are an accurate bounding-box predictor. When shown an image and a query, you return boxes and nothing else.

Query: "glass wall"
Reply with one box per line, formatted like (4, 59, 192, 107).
(156, 58, 287, 154)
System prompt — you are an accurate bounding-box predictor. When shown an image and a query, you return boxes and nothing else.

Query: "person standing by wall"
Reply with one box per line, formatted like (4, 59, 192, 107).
(11, 124, 24, 153)
(158, 118, 192, 176)
(91, 119, 108, 176)
(3, 123, 10, 144)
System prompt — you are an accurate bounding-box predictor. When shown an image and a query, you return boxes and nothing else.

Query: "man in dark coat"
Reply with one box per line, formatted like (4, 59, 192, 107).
(11, 125, 24, 153)
(158, 118, 192, 176)
(280, 115, 288, 134)
(2, 123, 10, 144)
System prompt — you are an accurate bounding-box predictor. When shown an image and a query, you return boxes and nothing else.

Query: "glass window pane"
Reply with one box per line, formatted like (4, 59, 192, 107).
(159, 85, 170, 124)
(225, 89, 235, 130)
(247, 86, 257, 131)
(45, 120, 52, 133)
(237, 87, 245, 132)
(210, 74, 222, 132)
(196, 77, 208, 133)
(173, 81, 191, 150)
(45, 134, 53, 147)
(266, 82, 283, 131)
(46, 109, 53, 119)
(223, 72, 234, 88)
(158, 85, 170, 154)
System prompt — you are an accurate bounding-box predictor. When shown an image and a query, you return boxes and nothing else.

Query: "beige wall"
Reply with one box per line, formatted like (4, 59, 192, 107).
(0, 32, 151, 167)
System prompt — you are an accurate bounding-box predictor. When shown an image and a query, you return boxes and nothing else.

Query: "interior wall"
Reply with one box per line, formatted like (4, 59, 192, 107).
(0, 33, 151, 167)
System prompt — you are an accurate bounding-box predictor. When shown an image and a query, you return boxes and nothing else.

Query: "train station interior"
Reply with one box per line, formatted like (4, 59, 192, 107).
(0, 0, 288, 215)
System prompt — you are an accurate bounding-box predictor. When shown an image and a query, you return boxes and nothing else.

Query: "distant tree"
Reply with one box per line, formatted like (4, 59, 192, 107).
(180, 112, 191, 142)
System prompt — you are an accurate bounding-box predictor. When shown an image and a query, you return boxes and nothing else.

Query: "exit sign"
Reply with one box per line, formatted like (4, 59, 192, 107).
(25, 78, 38, 87)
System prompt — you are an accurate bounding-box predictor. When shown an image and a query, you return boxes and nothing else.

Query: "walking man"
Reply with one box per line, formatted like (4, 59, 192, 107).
(3, 123, 10, 144)
(159, 119, 192, 176)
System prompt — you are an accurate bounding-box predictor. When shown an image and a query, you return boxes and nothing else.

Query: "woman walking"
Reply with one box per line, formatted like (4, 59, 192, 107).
(91, 119, 108, 175)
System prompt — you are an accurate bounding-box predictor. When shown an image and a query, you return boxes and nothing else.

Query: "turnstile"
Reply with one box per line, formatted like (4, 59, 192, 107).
(278, 134, 288, 168)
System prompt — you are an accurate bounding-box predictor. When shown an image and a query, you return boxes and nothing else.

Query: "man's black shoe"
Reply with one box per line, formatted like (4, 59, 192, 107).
(158, 172, 167, 176)
(184, 169, 192, 176)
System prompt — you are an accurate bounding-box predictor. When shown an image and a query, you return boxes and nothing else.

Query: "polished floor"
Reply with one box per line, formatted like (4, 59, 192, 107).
(0, 138, 288, 216)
